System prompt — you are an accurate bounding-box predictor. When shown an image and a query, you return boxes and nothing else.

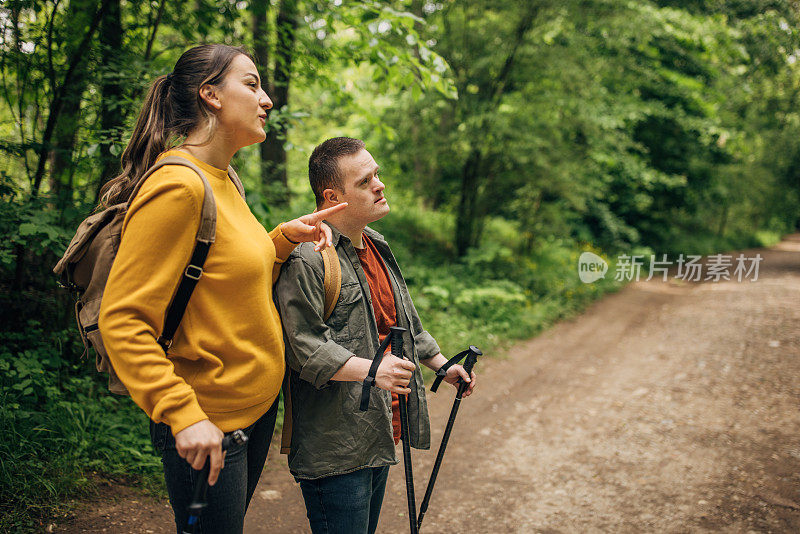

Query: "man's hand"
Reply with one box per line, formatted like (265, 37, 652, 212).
(442, 364, 477, 397)
(422, 353, 478, 397)
(375, 354, 417, 394)
(281, 203, 348, 251)
(174, 419, 225, 485)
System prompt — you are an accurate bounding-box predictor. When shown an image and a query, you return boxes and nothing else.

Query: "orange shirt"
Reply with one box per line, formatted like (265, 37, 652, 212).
(355, 233, 402, 444)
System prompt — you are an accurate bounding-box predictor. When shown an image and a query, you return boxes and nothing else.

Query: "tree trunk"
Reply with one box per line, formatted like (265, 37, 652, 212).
(717, 202, 729, 237)
(32, 0, 110, 197)
(251, 0, 270, 77)
(260, 0, 298, 206)
(408, 0, 427, 196)
(48, 0, 98, 198)
(455, 149, 482, 256)
(49, 0, 108, 210)
(48, 69, 85, 208)
(123, 0, 165, 110)
(521, 190, 542, 255)
(144, 0, 165, 62)
(452, 4, 538, 256)
(96, 0, 123, 199)
(251, 0, 273, 199)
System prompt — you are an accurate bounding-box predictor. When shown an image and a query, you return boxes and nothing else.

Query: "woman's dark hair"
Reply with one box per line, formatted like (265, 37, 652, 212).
(100, 44, 252, 206)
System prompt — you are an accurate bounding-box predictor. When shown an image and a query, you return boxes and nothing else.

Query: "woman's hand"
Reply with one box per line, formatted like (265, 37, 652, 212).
(174, 419, 225, 485)
(281, 203, 348, 251)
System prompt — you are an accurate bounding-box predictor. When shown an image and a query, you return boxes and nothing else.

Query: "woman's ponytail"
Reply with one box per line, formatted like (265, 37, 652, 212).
(99, 75, 172, 206)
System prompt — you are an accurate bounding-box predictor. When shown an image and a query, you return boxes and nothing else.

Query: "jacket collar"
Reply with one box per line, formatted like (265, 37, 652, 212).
(363, 225, 387, 244)
(325, 222, 387, 248)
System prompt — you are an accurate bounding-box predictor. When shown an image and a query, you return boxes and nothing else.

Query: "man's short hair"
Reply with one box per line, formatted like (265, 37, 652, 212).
(309, 137, 365, 206)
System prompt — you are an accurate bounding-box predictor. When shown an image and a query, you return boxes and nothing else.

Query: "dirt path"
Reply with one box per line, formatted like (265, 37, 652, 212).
(55, 236, 800, 533)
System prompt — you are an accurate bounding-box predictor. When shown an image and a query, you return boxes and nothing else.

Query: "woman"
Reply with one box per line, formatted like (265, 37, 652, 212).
(98, 44, 344, 533)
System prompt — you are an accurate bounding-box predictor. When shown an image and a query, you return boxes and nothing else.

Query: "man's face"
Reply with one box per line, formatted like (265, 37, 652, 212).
(332, 148, 389, 226)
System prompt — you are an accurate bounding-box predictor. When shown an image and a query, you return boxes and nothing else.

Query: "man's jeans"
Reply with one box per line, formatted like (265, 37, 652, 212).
(299, 466, 390, 534)
(149, 398, 279, 534)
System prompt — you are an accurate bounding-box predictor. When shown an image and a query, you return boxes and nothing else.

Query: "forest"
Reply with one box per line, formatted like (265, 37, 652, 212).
(1, 0, 799, 530)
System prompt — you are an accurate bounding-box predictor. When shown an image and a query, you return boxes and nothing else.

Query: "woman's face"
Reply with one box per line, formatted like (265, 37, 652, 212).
(211, 54, 273, 148)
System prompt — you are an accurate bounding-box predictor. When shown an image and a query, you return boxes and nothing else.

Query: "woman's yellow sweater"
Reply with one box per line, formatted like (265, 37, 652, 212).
(98, 150, 296, 435)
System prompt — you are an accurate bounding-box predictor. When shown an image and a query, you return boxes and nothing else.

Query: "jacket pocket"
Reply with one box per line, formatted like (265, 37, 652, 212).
(327, 282, 365, 342)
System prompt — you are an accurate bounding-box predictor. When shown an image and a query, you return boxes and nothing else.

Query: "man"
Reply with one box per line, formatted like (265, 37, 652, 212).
(275, 137, 477, 534)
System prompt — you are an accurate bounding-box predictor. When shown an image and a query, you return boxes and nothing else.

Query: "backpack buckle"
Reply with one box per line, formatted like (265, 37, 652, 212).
(156, 336, 173, 351)
(184, 264, 203, 280)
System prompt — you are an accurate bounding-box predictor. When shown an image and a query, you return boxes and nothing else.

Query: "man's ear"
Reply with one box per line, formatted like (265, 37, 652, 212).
(322, 188, 340, 205)
(199, 84, 222, 110)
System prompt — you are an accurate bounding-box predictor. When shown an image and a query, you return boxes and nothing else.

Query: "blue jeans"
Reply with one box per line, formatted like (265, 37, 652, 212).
(299, 466, 390, 534)
(149, 398, 278, 534)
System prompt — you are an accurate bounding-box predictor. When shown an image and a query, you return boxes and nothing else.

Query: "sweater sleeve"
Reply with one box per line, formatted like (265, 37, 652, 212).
(269, 223, 299, 283)
(98, 167, 208, 435)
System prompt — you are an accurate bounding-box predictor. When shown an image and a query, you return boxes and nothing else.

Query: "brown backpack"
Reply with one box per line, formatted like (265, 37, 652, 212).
(53, 156, 245, 394)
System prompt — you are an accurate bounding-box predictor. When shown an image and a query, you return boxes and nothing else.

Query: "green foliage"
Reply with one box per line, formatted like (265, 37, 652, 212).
(377, 0, 800, 253)
(0, 189, 74, 271)
(0, 326, 161, 532)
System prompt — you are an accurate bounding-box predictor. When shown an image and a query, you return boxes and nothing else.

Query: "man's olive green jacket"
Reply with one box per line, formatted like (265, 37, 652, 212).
(274, 225, 439, 480)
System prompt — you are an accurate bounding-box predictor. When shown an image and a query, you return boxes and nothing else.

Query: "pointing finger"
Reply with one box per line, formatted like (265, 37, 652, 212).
(311, 202, 348, 221)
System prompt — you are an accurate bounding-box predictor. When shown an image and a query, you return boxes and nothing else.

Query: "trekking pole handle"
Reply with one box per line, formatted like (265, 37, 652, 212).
(457, 345, 481, 396)
(222, 429, 248, 450)
(462, 345, 481, 375)
(390, 326, 407, 359)
(431, 345, 482, 393)
(186, 429, 248, 515)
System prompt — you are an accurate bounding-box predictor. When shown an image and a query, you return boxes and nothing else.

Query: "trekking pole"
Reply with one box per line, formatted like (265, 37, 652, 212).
(392, 326, 419, 534)
(183, 429, 248, 534)
(417, 345, 482, 530)
(358, 326, 418, 533)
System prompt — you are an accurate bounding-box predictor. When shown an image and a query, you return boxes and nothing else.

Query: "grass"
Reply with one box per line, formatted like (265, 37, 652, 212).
(0, 327, 164, 533)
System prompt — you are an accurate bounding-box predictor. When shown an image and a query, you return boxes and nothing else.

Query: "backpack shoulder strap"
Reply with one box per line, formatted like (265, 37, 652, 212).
(156, 237, 211, 351)
(226, 165, 246, 200)
(321, 245, 341, 321)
